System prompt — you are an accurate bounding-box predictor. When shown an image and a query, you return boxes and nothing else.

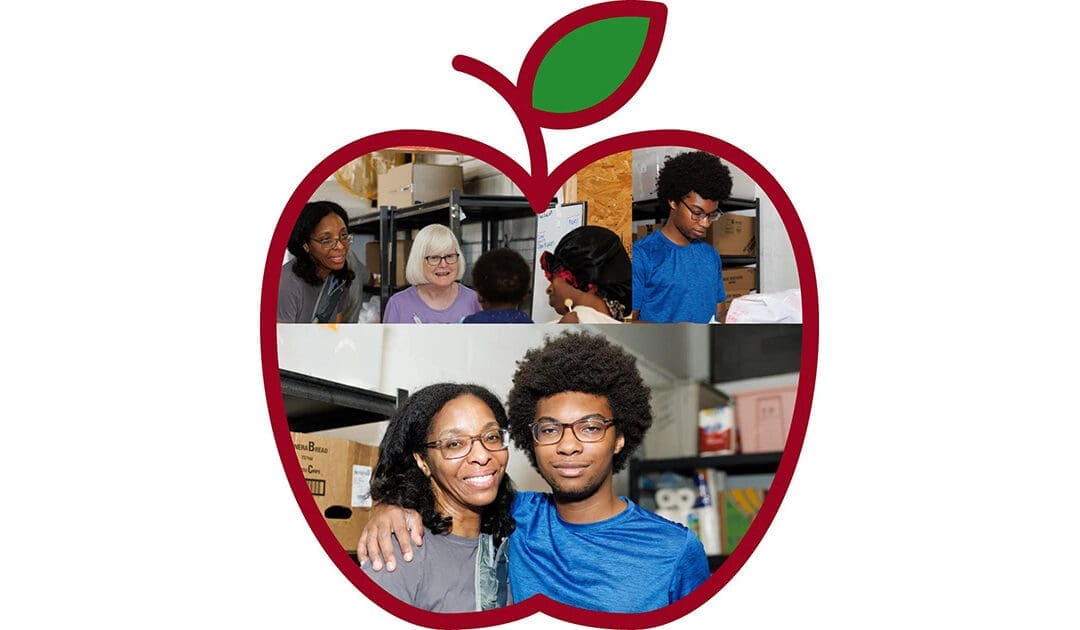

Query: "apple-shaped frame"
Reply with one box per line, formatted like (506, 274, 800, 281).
(259, 128, 818, 630)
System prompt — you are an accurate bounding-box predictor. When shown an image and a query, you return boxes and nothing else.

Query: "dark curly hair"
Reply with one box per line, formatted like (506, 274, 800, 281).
(655, 151, 733, 207)
(287, 201, 356, 287)
(371, 383, 516, 541)
(470, 248, 532, 306)
(507, 331, 652, 473)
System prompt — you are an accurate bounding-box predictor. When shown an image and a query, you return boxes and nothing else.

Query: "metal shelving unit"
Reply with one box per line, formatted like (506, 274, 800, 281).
(628, 451, 782, 573)
(349, 189, 556, 320)
(632, 195, 762, 291)
(281, 368, 407, 433)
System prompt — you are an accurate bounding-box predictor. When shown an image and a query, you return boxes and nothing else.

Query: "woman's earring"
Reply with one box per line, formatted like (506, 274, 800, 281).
(564, 298, 574, 311)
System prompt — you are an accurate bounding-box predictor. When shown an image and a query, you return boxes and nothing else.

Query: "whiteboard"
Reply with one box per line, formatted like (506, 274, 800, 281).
(531, 202, 587, 323)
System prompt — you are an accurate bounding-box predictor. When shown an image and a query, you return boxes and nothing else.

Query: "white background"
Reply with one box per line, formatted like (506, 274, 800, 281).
(3, 0, 1078, 628)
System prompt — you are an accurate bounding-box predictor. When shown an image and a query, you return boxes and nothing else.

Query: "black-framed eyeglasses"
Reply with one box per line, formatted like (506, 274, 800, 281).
(424, 253, 460, 266)
(680, 199, 721, 224)
(310, 233, 353, 249)
(424, 428, 510, 460)
(530, 415, 614, 445)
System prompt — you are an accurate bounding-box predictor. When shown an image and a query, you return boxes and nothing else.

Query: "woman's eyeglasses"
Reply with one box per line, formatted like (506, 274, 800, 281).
(310, 234, 353, 249)
(424, 253, 460, 266)
(530, 415, 614, 445)
(424, 428, 510, 460)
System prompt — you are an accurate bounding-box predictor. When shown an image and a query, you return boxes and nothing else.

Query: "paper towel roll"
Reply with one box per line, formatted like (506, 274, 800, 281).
(655, 488, 678, 509)
(693, 506, 722, 555)
(674, 487, 697, 512)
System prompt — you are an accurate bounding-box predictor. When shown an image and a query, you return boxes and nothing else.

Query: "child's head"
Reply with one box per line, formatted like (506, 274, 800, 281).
(470, 248, 532, 310)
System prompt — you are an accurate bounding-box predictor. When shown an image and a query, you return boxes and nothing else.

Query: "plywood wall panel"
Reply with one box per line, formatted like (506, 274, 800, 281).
(564, 150, 633, 254)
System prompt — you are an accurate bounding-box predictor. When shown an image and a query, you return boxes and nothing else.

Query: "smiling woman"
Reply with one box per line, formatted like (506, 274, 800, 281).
(278, 201, 371, 323)
(381, 224, 482, 323)
(362, 383, 516, 612)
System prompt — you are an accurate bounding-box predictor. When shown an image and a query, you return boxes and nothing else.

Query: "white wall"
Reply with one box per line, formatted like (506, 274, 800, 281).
(756, 186, 800, 294)
(277, 323, 726, 496)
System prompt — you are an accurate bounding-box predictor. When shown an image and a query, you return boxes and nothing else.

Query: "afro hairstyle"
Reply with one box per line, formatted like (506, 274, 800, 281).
(470, 248, 532, 306)
(506, 330, 652, 474)
(655, 151, 734, 206)
(370, 383, 516, 541)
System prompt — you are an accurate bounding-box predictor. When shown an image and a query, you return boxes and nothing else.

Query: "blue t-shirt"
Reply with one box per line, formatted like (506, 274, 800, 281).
(462, 309, 534, 324)
(632, 229, 725, 323)
(508, 492, 709, 613)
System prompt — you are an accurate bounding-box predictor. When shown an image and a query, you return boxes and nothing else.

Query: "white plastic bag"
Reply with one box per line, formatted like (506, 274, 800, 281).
(357, 297, 381, 324)
(725, 289, 802, 323)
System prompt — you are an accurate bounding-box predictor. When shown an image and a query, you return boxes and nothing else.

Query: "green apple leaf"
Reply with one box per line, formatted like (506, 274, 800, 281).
(531, 16, 650, 114)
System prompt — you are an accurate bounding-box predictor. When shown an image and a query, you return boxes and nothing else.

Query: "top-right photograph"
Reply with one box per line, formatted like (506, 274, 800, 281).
(631, 148, 800, 324)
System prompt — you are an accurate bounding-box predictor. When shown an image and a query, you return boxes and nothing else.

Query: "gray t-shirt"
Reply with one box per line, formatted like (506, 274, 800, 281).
(277, 249, 370, 323)
(361, 527, 479, 612)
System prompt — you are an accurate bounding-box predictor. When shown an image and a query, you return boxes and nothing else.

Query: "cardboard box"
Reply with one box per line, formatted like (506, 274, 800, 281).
(377, 163, 464, 209)
(291, 432, 380, 552)
(364, 239, 413, 287)
(634, 223, 662, 241)
(733, 384, 797, 453)
(717, 266, 757, 322)
(643, 381, 730, 459)
(722, 266, 757, 297)
(708, 214, 757, 257)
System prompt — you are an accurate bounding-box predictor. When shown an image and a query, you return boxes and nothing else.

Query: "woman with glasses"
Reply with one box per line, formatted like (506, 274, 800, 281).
(278, 200, 370, 323)
(359, 331, 709, 613)
(540, 225, 632, 324)
(382, 224, 482, 323)
(362, 383, 516, 612)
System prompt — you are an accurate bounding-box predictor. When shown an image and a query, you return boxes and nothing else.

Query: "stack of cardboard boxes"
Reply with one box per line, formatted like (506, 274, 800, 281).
(710, 213, 758, 318)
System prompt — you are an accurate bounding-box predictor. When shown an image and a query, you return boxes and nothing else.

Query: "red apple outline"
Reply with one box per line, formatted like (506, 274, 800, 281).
(260, 1, 818, 627)
(260, 129, 818, 629)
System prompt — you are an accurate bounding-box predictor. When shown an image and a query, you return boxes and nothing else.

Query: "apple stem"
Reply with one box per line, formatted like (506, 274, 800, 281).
(452, 55, 547, 189)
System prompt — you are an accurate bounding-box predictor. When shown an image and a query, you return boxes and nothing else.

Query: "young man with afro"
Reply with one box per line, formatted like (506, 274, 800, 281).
(631, 150, 734, 323)
(358, 331, 709, 613)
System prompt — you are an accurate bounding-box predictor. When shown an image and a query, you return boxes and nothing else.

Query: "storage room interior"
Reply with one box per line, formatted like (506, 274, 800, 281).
(278, 322, 802, 568)
(289, 147, 801, 323)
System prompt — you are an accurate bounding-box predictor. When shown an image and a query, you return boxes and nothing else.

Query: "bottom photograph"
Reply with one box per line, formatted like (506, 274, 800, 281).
(273, 322, 804, 619)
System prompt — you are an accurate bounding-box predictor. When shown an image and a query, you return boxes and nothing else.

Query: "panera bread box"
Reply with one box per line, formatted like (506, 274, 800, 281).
(291, 432, 380, 552)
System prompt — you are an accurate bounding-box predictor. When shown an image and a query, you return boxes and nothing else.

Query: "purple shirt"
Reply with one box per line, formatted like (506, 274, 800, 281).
(382, 284, 482, 323)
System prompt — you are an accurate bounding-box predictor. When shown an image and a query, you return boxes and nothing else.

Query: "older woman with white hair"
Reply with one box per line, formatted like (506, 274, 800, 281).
(382, 224, 482, 323)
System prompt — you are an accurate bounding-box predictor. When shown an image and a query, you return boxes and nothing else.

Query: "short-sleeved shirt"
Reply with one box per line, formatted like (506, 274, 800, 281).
(382, 284, 482, 323)
(462, 309, 534, 324)
(632, 229, 725, 323)
(361, 527, 479, 612)
(508, 492, 709, 613)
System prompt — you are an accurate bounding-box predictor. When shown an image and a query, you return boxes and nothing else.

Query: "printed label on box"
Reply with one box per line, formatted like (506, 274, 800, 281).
(351, 465, 373, 508)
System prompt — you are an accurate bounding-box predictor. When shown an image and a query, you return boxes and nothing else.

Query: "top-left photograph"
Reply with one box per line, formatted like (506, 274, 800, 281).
(276, 148, 635, 324)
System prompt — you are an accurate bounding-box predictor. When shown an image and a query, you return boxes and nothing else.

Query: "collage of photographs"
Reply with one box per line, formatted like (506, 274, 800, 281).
(269, 145, 808, 623)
